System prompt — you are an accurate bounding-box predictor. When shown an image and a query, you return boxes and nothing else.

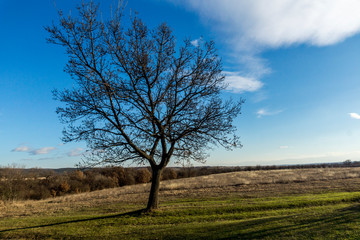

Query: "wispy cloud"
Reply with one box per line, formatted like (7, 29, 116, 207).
(224, 71, 263, 93)
(67, 148, 85, 157)
(12, 146, 31, 153)
(190, 38, 202, 47)
(279, 146, 289, 149)
(173, 0, 360, 48)
(12, 145, 56, 155)
(29, 147, 56, 155)
(256, 108, 283, 118)
(349, 113, 360, 120)
(273, 151, 360, 164)
(251, 91, 268, 103)
(167, 0, 360, 93)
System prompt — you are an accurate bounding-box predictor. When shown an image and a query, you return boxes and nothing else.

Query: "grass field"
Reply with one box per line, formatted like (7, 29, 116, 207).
(1, 167, 360, 239)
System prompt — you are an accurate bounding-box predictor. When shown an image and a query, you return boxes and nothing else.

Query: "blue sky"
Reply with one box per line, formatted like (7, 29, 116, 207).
(1, 0, 360, 168)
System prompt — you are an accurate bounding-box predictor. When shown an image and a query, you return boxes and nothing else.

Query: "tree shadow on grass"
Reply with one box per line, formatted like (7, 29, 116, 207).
(1, 204, 360, 239)
(162, 204, 360, 240)
(0, 209, 146, 234)
(240, 204, 360, 239)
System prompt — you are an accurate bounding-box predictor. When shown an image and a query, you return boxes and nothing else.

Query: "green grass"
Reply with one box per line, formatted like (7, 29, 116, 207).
(1, 192, 360, 239)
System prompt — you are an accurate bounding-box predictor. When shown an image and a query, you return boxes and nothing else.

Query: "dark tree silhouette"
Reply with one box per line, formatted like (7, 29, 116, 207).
(46, 1, 244, 211)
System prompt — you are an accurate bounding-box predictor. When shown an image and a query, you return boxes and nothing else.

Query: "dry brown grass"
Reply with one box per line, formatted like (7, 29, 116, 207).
(162, 167, 360, 190)
(1, 167, 360, 218)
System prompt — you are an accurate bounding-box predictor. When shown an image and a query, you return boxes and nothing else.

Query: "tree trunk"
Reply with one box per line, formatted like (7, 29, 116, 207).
(146, 168, 163, 211)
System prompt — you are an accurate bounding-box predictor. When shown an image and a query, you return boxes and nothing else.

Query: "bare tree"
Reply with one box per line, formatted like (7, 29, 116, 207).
(46, 1, 243, 211)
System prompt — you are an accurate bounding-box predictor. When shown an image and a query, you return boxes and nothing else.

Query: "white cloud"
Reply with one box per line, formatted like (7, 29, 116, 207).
(12, 146, 31, 153)
(67, 148, 85, 157)
(12, 145, 56, 155)
(174, 0, 360, 48)
(191, 38, 201, 47)
(256, 108, 283, 118)
(256, 109, 267, 118)
(349, 113, 360, 120)
(224, 71, 263, 93)
(167, 0, 360, 94)
(30, 147, 56, 155)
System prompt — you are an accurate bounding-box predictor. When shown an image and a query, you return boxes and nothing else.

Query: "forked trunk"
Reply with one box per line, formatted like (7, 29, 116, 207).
(146, 168, 163, 211)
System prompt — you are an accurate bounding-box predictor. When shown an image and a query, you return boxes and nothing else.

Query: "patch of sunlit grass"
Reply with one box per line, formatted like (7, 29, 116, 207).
(1, 192, 360, 239)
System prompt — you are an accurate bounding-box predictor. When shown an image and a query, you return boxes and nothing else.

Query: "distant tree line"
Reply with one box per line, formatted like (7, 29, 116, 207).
(0, 160, 358, 201)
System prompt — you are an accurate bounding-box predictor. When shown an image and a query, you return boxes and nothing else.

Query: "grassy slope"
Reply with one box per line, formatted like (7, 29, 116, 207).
(1, 168, 360, 239)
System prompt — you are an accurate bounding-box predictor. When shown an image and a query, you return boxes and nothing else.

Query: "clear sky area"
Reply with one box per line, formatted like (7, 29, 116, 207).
(1, 0, 360, 168)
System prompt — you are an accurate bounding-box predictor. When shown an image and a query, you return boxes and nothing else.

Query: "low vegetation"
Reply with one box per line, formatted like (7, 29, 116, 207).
(0, 166, 360, 239)
(0, 161, 359, 202)
(0, 167, 157, 201)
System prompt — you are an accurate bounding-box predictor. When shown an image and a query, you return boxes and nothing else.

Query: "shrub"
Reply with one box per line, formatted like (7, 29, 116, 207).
(124, 169, 136, 185)
(135, 168, 151, 183)
(161, 168, 177, 180)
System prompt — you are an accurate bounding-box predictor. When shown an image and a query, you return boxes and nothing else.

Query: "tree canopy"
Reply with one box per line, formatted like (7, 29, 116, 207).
(46, 1, 243, 210)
